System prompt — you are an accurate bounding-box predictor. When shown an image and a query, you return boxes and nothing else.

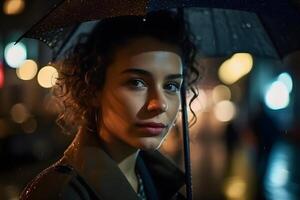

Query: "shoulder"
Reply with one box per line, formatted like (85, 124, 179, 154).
(19, 164, 94, 200)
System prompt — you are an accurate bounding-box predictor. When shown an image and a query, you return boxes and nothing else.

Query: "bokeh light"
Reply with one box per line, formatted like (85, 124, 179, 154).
(37, 66, 58, 88)
(212, 84, 231, 103)
(219, 53, 253, 85)
(214, 100, 236, 122)
(4, 42, 27, 68)
(16, 59, 38, 80)
(265, 81, 290, 110)
(278, 72, 293, 93)
(225, 177, 246, 199)
(3, 0, 25, 15)
(264, 143, 292, 200)
(0, 61, 4, 88)
(10, 103, 30, 124)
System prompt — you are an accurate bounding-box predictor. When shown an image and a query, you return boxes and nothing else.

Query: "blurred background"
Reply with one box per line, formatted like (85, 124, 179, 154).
(1, 0, 300, 200)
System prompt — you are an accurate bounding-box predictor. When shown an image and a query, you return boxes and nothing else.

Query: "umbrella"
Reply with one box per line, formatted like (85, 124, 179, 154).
(16, 1, 300, 199)
(16, 0, 300, 59)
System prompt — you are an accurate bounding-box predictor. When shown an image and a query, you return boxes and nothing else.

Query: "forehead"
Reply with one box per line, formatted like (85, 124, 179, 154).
(109, 37, 183, 73)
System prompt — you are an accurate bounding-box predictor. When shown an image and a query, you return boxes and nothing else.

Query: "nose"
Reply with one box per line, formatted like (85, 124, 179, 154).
(147, 88, 168, 113)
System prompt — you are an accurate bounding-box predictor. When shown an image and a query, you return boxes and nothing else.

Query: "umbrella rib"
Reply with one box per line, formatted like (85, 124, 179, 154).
(15, 0, 66, 44)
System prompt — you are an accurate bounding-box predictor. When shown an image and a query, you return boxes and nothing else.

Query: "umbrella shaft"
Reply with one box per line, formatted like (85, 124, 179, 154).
(180, 79, 193, 200)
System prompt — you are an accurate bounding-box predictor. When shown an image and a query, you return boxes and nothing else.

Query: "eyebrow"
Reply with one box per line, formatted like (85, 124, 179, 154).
(121, 68, 183, 80)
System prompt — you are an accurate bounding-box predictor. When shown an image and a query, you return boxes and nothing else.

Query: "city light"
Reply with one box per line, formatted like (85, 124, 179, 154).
(278, 72, 293, 93)
(16, 59, 38, 80)
(37, 66, 58, 88)
(0, 61, 4, 88)
(213, 100, 236, 122)
(3, 0, 25, 15)
(264, 143, 291, 200)
(4, 42, 27, 68)
(212, 84, 231, 103)
(10, 103, 30, 124)
(218, 53, 253, 85)
(265, 81, 290, 110)
(225, 177, 246, 199)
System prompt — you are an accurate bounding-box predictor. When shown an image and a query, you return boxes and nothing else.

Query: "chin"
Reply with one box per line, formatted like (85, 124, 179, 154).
(136, 137, 164, 151)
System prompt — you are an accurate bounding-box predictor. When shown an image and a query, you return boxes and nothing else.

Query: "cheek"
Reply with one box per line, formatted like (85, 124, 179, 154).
(101, 88, 145, 126)
(118, 90, 146, 118)
(167, 96, 181, 119)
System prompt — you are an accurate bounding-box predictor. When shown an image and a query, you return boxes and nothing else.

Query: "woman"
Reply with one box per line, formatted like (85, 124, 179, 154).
(20, 10, 200, 200)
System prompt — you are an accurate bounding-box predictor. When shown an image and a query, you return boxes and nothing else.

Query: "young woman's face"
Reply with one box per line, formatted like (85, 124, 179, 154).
(98, 37, 183, 151)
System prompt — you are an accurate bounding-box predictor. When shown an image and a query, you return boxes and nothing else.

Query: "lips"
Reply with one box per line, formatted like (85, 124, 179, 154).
(136, 122, 167, 136)
(136, 122, 167, 128)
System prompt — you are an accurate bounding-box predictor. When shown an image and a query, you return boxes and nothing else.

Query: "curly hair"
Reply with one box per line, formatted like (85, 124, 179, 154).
(53, 10, 201, 135)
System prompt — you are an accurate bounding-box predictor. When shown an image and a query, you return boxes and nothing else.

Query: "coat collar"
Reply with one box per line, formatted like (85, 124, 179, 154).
(58, 129, 184, 200)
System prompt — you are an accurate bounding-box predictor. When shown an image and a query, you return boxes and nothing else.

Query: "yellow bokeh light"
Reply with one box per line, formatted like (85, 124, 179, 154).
(37, 66, 58, 88)
(16, 59, 38, 80)
(213, 100, 236, 122)
(225, 177, 246, 199)
(3, 0, 25, 15)
(10, 103, 29, 124)
(218, 53, 253, 85)
(212, 84, 231, 103)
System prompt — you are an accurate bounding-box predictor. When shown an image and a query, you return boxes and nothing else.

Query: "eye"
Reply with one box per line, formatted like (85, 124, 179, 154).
(128, 79, 146, 89)
(164, 82, 181, 93)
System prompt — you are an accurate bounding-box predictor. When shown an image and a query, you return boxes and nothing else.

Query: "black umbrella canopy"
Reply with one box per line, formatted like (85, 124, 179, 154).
(18, 0, 300, 59)
(52, 8, 279, 60)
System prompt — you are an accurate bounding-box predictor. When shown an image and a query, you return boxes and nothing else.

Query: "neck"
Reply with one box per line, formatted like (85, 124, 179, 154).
(98, 127, 140, 192)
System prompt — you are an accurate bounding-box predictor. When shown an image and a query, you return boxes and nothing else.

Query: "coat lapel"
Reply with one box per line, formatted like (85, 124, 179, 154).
(59, 130, 185, 200)
(140, 150, 185, 200)
(60, 130, 139, 200)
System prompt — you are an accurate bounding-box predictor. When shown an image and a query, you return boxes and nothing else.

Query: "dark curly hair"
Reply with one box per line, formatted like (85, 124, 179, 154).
(53, 10, 201, 134)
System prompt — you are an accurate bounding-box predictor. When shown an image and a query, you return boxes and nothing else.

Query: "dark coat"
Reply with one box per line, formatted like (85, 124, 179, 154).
(20, 130, 185, 200)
